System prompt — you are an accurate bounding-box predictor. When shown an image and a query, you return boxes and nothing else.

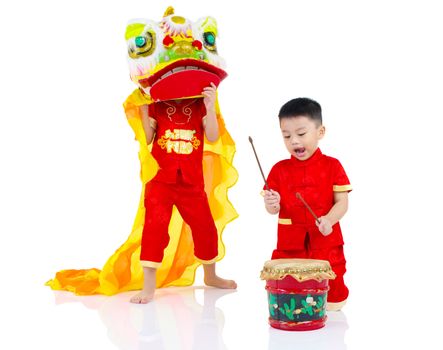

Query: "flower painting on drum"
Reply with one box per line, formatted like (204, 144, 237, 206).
(268, 293, 326, 321)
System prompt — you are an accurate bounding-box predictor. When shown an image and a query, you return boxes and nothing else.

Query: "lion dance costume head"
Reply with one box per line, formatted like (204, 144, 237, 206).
(46, 7, 237, 295)
(125, 6, 227, 102)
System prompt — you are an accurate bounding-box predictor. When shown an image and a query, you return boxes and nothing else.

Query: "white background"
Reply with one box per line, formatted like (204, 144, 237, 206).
(1, 0, 443, 349)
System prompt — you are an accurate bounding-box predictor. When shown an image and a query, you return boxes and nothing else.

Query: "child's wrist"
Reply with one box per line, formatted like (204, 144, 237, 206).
(324, 215, 336, 226)
(206, 109, 216, 118)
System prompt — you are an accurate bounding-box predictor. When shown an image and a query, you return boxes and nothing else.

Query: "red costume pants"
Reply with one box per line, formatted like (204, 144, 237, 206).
(272, 245, 349, 303)
(140, 174, 218, 266)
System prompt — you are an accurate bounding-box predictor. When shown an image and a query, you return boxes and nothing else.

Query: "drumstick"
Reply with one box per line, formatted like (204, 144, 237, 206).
(295, 192, 320, 224)
(248, 136, 270, 190)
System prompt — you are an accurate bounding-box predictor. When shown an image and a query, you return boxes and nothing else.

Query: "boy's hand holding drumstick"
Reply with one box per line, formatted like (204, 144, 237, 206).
(296, 192, 332, 236)
(264, 189, 281, 214)
(248, 136, 281, 214)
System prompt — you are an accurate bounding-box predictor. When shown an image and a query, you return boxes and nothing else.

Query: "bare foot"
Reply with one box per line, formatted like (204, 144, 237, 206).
(204, 276, 237, 289)
(130, 290, 154, 304)
(130, 266, 157, 304)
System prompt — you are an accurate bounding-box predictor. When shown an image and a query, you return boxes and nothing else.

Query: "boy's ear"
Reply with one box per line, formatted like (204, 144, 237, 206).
(318, 125, 326, 139)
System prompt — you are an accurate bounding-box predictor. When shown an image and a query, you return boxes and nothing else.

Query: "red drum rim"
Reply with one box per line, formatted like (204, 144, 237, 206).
(269, 316, 327, 331)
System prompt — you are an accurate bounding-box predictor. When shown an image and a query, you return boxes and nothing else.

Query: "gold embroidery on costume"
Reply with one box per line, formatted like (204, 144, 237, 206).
(158, 128, 200, 154)
(164, 99, 197, 124)
(333, 184, 352, 192)
(278, 218, 292, 225)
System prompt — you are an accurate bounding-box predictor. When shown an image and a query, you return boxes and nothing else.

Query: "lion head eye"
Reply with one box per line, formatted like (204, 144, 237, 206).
(128, 32, 156, 58)
(135, 36, 147, 48)
(203, 32, 216, 51)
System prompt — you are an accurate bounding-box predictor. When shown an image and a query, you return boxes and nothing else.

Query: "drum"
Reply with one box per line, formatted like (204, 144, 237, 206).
(261, 259, 336, 331)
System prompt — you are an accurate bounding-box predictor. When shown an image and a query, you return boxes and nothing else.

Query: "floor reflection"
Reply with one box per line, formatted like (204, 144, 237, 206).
(53, 287, 234, 350)
(268, 311, 348, 350)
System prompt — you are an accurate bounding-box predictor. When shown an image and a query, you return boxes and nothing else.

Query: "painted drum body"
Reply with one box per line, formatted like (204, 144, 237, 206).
(261, 259, 336, 331)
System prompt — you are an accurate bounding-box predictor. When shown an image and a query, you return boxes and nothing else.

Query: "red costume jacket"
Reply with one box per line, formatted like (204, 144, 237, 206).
(148, 98, 207, 186)
(266, 148, 352, 250)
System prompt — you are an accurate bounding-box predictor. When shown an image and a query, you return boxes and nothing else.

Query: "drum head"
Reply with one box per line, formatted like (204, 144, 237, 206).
(261, 258, 336, 282)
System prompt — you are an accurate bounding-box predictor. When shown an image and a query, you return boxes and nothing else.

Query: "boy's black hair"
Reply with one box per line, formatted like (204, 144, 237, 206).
(278, 97, 322, 125)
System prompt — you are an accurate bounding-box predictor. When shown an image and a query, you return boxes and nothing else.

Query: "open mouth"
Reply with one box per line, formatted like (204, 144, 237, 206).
(143, 59, 227, 87)
(294, 147, 307, 158)
(138, 58, 227, 101)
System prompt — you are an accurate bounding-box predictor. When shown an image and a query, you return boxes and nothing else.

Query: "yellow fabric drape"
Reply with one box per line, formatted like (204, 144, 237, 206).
(46, 89, 238, 295)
